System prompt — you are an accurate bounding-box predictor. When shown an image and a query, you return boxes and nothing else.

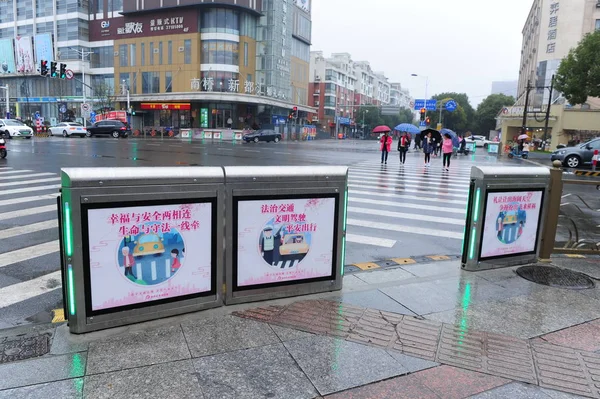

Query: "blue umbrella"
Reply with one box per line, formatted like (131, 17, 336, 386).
(441, 128, 460, 148)
(394, 123, 420, 135)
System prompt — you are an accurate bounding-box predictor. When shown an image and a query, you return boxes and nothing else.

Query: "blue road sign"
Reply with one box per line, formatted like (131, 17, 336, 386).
(425, 100, 437, 111)
(419, 121, 426, 127)
(35, 111, 40, 119)
(445, 100, 458, 112)
(414, 99, 425, 110)
(90, 111, 96, 124)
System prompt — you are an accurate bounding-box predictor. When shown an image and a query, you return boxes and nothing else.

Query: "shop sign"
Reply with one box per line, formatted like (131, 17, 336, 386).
(117, 22, 143, 35)
(141, 103, 191, 110)
(200, 108, 209, 128)
(86, 202, 213, 312)
(480, 190, 544, 260)
(546, 2, 560, 54)
(191, 78, 286, 100)
(235, 197, 336, 288)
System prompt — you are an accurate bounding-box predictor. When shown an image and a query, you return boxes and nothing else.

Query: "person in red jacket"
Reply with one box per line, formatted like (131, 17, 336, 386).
(380, 132, 392, 164)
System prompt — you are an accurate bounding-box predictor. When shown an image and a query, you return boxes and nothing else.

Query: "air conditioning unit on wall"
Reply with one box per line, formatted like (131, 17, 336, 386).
(114, 51, 119, 56)
(153, 48, 159, 54)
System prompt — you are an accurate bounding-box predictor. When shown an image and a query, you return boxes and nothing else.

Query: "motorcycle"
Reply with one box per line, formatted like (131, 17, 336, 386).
(0, 137, 6, 159)
(507, 145, 528, 159)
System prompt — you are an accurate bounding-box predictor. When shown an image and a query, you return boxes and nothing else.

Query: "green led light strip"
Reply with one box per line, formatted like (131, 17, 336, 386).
(473, 188, 481, 223)
(469, 228, 477, 260)
(341, 189, 348, 276)
(64, 202, 73, 257)
(67, 264, 76, 316)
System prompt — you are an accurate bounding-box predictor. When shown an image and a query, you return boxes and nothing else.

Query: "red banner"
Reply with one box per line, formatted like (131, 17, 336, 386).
(141, 103, 191, 111)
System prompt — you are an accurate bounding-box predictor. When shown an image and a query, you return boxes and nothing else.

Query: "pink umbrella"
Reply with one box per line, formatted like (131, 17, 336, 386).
(372, 125, 391, 133)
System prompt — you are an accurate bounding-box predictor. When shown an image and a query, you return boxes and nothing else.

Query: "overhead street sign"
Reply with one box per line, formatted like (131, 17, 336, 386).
(414, 99, 437, 111)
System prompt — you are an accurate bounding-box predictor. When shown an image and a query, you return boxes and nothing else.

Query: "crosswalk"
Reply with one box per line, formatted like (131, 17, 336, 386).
(0, 153, 499, 326)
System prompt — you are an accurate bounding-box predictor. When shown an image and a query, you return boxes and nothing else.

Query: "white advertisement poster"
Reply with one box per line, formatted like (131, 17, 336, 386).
(480, 191, 543, 259)
(87, 202, 213, 311)
(34, 33, 54, 64)
(15, 36, 35, 74)
(236, 197, 336, 287)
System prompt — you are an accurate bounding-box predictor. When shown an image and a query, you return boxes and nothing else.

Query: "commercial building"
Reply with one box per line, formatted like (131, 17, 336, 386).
(491, 80, 518, 99)
(0, 0, 313, 131)
(308, 51, 412, 134)
(498, 0, 600, 149)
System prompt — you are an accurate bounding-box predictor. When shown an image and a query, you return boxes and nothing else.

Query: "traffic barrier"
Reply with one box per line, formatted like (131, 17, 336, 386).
(574, 170, 600, 177)
(462, 166, 550, 271)
(58, 166, 348, 333)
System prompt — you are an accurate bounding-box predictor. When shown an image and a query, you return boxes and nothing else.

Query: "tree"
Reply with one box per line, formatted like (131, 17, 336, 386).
(555, 30, 600, 105)
(355, 105, 415, 133)
(426, 92, 475, 133)
(474, 94, 515, 136)
(94, 83, 114, 117)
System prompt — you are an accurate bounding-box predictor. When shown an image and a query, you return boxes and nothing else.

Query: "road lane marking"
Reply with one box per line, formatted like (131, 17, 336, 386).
(348, 206, 464, 225)
(0, 193, 59, 207)
(275, 152, 292, 155)
(0, 241, 59, 269)
(350, 177, 468, 193)
(349, 182, 468, 198)
(217, 148, 233, 151)
(0, 167, 13, 170)
(244, 149, 260, 153)
(352, 167, 472, 181)
(350, 172, 470, 188)
(0, 172, 56, 181)
(349, 189, 466, 205)
(0, 205, 57, 221)
(349, 197, 464, 214)
(347, 218, 464, 240)
(2, 177, 61, 187)
(0, 184, 61, 196)
(0, 220, 58, 239)
(346, 233, 396, 248)
(0, 271, 61, 309)
(0, 169, 33, 175)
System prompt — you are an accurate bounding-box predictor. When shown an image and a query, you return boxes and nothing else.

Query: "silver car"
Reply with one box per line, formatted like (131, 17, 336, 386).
(551, 138, 600, 168)
(50, 122, 88, 137)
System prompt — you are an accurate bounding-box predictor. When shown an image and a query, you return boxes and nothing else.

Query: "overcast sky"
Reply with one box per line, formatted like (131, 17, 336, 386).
(311, 0, 532, 108)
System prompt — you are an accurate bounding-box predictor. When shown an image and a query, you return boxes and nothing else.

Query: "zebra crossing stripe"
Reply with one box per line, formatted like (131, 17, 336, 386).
(2, 177, 61, 187)
(347, 218, 463, 240)
(0, 184, 61, 196)
(349, 171, 471, 188)
(352, 166, 473, 180)
(349, 183, 467, 199)
(347, 206, 465, 225)
(0, 193, 59, 207)
(0, 271, 61, 309)
(349, 189, 467, 205)
(0, 220, 58, 239)
(0, 172, 56, 181)
(346, 233, 396, 248)
(349, 197, 464, 214)
(350, 176, 469, 193)
(0, 205, 57, 221)
(0, 241, 59, 269)
(0, 169, 33, 175)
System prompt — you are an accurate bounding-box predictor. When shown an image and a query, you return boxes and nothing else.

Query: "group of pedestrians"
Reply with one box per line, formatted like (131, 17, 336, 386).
(380, 131, 455, 170)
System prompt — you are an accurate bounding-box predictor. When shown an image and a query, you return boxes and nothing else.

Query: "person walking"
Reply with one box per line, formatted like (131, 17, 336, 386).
(380, 131, 392, 164)
(442, 133, 453, 170)
(423, 132, 434, 167)
(397, 132, 410, 165)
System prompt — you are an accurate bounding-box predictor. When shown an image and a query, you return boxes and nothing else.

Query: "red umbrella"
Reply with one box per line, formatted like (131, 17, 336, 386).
(372, 125, 391, 133)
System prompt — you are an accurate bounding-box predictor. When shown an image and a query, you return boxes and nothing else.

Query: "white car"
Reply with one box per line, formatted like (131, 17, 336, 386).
(464, 135, 493, 148)
(0, 119, 33, 139)
(50, 122, 87, 137)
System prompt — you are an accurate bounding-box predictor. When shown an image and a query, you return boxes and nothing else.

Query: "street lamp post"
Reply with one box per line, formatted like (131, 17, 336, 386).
(362, 108, 369, 138)
(411, 73, 429, 102)
(122, 79, 131, 126)
(69, 47, 94, 129)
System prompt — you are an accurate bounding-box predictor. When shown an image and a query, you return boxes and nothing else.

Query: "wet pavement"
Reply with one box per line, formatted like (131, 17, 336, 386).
(0, 256, 599, 398)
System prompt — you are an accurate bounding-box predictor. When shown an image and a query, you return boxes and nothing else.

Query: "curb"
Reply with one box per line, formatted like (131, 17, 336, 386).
(346, 254, 461, 274)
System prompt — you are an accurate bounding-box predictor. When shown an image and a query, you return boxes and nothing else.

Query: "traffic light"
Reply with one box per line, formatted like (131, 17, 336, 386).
(40, 60, 48, 76)
(50, 62, 57, 78)
(292, 106, 298, 118)
(59, 63, 67, 79)
(288, 110, 294, 120)
(425, 117, 431, 125)
(420, 108, 426, 121)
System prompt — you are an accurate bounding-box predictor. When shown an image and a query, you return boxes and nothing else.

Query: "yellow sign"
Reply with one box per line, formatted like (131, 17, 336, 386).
(437, 123, 442, 131)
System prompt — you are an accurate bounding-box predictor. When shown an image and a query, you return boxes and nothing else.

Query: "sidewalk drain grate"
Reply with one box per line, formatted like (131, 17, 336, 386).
(516, 265, 595, 289)
(0, 334, 50, 364)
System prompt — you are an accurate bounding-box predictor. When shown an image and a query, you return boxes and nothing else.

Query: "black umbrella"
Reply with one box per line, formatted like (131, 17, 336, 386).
(420, 128, 442, 143)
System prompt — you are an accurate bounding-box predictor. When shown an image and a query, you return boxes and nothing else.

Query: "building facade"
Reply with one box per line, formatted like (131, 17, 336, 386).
(0, 0, 313, 130)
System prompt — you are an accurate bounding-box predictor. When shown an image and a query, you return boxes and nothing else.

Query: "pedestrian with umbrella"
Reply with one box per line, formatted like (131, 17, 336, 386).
(397, 131, 411, 165)
(374, 125, 392, 164)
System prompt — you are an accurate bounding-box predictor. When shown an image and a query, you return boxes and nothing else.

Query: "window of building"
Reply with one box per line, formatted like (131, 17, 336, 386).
(240, 13, 257, 38)
(168, 41, 172, 65)
(142, 72, 160, 94)
(158, 42, 163, 65)
(110, 0, 123, 12)
(291, 38, 310, 62)
(201, 8, 240, 35)
(130, 43, 136, 66)
(17, 1, 33, 20)
(294, 14, 311, 42)
(36, 1, 53, 18)
(0, 28, 14, 39)
(17, 25, 34, 37)
(93, 0, 103, 13)
(119, 73, 130, 93)
(201, 40, 239, 65)
(0, 2, 14, 24)
(36, 22, 54, 35)
(165, 71, 172, 93)
(91, 74, 115, 90)
(244, 42, 248, 67)
(149, 42, 154, 65)
(140, 43, 145, 66)
(119, 44, 128, 66)
(596, 19, 600, 31)
(91, 46, 114, 68)
(57, 0, 88, 14)
(184, 40, 192, 64)
(57, 19, 89, 41)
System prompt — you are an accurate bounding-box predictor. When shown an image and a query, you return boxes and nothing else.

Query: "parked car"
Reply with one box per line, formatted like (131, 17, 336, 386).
(464, 135, 492, 148)
(86, 120, 130, 138)
(243, 129, 282, 143)
(50, 122, 87, 137)
(551, 137, 600, 168)
(0, 119, 33, 139)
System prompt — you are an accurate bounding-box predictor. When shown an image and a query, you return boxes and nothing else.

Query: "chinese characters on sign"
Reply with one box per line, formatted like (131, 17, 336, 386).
(190, 77, 284, 100)
(117, 22, 143, 35)
(150, 17, 188, 32)
(547, 2, 559, 53)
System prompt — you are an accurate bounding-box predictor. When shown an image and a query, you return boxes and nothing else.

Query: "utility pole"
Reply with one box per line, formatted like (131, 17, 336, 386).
(0, 85, 9, 118)
(70, 47, 93, 128)
(521, 80, 532, 136)
(542, 75, 554, 146)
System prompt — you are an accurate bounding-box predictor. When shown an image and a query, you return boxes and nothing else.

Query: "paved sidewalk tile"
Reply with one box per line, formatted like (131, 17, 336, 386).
(0, 378, 83, 399)
(468, 382, 587, 398)
(50, 325, 88, 355)
(84, 360, 202, 399)
(0, 352, 86, 391)
(540, 319, 600, 352)
(182, 315, 280, 358)
(413, 365, 510, 399)
(269, 324, 314, 342)
(332, 289, 416, 315)
(386, 351, 440, 373)
(284, 335, 408, 396)
(325, 374, 440, 399)
(86, 325, 190, 374)
(193, 343, 317, 399)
